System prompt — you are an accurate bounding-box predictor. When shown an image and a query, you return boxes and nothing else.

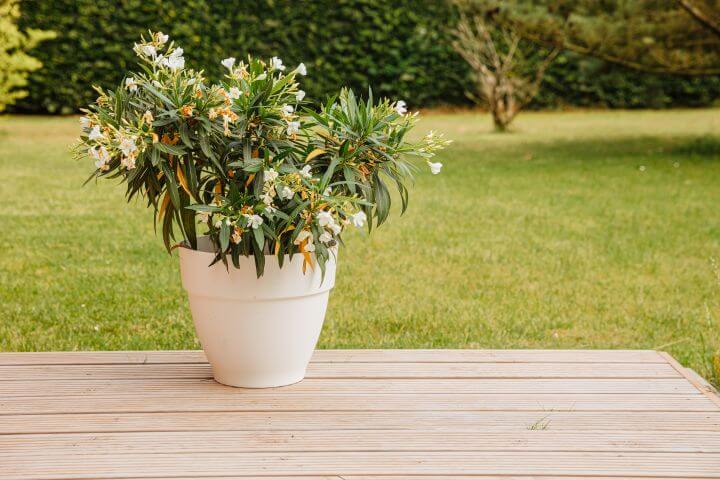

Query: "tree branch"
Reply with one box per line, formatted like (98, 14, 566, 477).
(512, 27, 720, 76)
(677, 0, 720, 39)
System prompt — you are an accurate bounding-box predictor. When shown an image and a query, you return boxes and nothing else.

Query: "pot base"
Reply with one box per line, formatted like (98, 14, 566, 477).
(212, 370, 306, 389)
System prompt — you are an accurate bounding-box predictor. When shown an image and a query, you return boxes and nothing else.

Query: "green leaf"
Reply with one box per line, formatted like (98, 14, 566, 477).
(219, 221, 230, 251)
(155, 142, 186, 156)
(252, 225, 265, 251)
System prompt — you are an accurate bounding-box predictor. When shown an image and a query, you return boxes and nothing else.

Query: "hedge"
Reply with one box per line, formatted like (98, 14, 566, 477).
(15, 0, 720, 114)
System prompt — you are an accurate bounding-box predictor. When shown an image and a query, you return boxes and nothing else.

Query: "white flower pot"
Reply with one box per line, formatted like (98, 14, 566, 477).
(179, 237, 336, 388)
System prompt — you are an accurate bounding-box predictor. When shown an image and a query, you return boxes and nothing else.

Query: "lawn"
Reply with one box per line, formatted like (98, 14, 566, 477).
(1, 109, 719, 385)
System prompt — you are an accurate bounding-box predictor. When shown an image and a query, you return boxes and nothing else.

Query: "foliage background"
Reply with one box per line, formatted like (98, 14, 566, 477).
(14, 0, 720, 114)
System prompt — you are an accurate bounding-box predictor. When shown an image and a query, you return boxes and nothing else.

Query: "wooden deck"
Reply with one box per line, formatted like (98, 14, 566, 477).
(1, 349, 719, 479)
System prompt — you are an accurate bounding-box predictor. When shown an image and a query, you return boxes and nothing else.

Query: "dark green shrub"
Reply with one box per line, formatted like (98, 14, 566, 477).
(15, 0, 720, 113)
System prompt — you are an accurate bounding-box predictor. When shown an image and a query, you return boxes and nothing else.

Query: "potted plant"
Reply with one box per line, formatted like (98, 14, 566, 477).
(74, 32, 449, 388)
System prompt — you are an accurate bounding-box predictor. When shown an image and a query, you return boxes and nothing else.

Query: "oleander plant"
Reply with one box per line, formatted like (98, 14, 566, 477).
(74, 32, 449, 276)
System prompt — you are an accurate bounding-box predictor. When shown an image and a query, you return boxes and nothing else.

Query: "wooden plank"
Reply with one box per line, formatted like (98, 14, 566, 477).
(4, 451, 720, 478)
(1, 350, 715, 479)
(345, 478, 718, 480)
(686, 368, 720, 395)
(70, 477, 718, 480)
(86, 477, 718, 480)
(2, 430, 719, 455)
(660, 351, 720, 409)
(0, 378, 698, 398)
(0, 349, 667, 365)
(1, 411, 718, 434)
(1, 393, 715, 415)
(0, 362, 681, 381)
(51, 478, 340, 480)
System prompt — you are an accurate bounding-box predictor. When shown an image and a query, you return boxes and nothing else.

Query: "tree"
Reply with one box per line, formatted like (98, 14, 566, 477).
(452, 2, 557, 131)
(0, 0, 54, 112)
(473, 0, 720, 76)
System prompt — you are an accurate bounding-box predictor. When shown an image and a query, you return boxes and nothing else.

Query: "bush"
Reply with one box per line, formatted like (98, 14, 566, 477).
(0, 0, 53, 112)
(15, 0, 720, 114)
(536, 52, 720, 109)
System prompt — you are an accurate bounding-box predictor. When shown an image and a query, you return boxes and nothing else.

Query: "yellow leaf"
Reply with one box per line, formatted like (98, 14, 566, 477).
(157, 191, 171, 221)
(175, 164, 191, 195)
(299, 240, 314, 271)
(302, 254, 314, 272)
(305, 148, 325, 162)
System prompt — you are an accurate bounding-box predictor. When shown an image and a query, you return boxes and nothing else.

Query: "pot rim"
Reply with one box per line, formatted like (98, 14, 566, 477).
(180, 235, 338, 260)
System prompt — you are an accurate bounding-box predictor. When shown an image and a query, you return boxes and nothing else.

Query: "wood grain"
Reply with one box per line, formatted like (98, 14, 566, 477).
(0, 361, 681, 380)
(0, 378, 699, 398)
(1, 393, 715, 415)
(5, 451, 720, 478)
(0, 349, 666, 365)
(0, 349, 716, 480)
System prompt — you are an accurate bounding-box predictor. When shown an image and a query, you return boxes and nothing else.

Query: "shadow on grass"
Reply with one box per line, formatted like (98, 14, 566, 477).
(452, 134, 720, 165)
(668, 135, 720, 157)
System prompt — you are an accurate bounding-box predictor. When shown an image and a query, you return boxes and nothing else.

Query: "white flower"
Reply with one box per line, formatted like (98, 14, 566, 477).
(395, 100, 407, 115)
(296, 90, 306, 102)
(214, 219, 223, 228)
(286, 121, 300, 136)
(125, 77, 138, 92)
(156, 32, 169, 45)
(261, 193, 274, 206)
(245, 214, 264, 229)
(228, 87, 242, 99)
(351, 211, 367, 228)
(427, 161, 443, 175)
(79, 116, 91, 130)
(294, 229, 313, 245)
(264, 168, 279, 183)
(121, 156, 136, 170)
(316, 210, 334, 227)
(89, 146, 110, 169)
(221, 57, 236, 70)
(304, 242, 316, 252)
(198, 211, 210, 223)
(256, 73, 267, 80)
(88, 125, 103, 141)
(270, 56, 285, 71)
(296, 62, 307, 76)
(279, 185, 294, 200)
(319, 231, 333, 244)
(299, 164, 312, 179)
(323, 187, 331, 196)
(140, 44, 156, 57)
(329, 222, 342, 235)
(162, 48, 185, 70)
(232, 229, 242, 244)
(142, 110, 154, 124)
(281, 104, 294, 116)
(118, 137, 137, 156)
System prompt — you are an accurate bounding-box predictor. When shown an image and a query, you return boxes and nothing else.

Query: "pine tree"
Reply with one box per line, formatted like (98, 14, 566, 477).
(471, 0, 720, 76)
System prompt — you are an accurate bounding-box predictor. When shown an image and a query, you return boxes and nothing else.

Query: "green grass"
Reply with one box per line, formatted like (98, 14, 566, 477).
(1, 109, 719, 385)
